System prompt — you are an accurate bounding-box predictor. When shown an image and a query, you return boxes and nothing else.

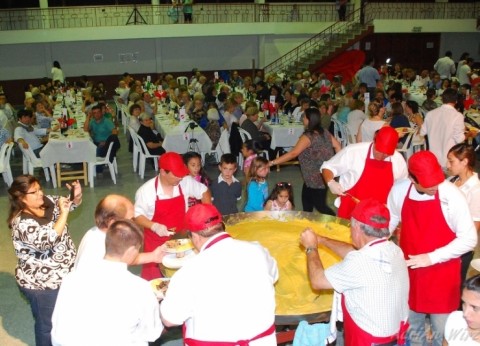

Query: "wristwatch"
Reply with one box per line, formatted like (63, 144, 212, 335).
(305, 247, 317, 254)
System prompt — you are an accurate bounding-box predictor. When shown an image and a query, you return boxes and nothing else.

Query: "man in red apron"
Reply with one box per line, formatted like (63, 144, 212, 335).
(134, 152, 211, 280)
(387, 151, 477, 346)
(160, 204, 279, 345)
(300, 199, 409, 346)
(321, 126, 408, 220)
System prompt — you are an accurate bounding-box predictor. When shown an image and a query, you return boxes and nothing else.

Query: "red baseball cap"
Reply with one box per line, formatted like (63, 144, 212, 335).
(184, 204, 223, 232)
(374, 126, 399, 156)
(351, 198, 390, 229)
(408, 151, 444, 188)
(158, 152, 189, 178)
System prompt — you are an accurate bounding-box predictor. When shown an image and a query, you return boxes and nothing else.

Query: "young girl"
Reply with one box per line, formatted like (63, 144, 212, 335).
(244, 157, 270, 212)
(264, 182, 294, 211)
(183, 152, 210, 207)
(241, 140, 259, 180)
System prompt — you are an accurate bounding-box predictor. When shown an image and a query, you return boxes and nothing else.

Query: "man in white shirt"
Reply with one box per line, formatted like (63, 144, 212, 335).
(321, 126, 408, 219)
(300, 199, 409, 346)
(75, 194, 165, 271)
(387, 151, 477, 346)
(434, 51, 456, 79)
(134, 152, 211, 280)
(457, 58, 474, 86)
(416, 88, 465, 169)
(160, 204, 278, 345)
(52, 219, 164, 346)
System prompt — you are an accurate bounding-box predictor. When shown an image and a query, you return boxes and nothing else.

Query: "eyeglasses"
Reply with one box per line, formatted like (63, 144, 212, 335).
(25, 188, 42, 196)
(276, 182, 291, 187)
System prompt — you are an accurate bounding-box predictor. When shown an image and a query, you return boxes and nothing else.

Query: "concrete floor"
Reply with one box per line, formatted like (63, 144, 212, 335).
(1, 127, 479, 345)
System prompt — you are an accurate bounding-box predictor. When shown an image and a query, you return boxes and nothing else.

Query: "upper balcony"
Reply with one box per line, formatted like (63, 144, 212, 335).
(0, 2, 478, 44)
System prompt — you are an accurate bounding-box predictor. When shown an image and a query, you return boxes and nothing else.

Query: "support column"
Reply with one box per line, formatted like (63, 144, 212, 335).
(152, 0, 160, 25)
(39, 0, 51, 29)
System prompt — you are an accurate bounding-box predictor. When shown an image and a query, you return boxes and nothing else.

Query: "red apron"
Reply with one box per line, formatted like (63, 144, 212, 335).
(141, 177, 186, 280)
(341, 239, 407, 346)
(400, 183, 460, 313)
(183, 233, 276, 346)
(337, 143, 394, 219)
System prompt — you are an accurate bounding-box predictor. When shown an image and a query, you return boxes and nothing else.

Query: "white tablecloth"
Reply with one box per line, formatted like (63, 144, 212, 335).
(154, 115, 212, 154)
(40, 129, 97, 187)
(406, 87, 442, 107)
(263, 122, 304, 149)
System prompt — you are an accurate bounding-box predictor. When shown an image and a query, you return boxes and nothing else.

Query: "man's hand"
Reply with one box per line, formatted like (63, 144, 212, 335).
(151, 244, 168, 263)
(151, 223, 175, 237)
(406, 254, 432, 269)
(327, 180, 344, 195)
(19, 139, 29, 149)
(300, 228, 318, 249)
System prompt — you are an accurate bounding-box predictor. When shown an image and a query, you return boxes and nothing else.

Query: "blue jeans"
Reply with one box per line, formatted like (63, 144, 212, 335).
(19, 286, 59, 346)
(408, 310, 449, 346)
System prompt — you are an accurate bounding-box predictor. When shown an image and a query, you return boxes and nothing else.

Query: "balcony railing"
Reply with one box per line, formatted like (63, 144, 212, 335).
(0, 3, 340, 30)
(1, 2, 478, 31)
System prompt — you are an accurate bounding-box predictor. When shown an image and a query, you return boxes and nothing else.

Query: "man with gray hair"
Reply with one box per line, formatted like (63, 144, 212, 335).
(300, 198, 409, 346)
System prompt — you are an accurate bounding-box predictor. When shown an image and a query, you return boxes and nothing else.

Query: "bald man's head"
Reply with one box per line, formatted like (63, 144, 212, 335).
(94, 194, 134, 231)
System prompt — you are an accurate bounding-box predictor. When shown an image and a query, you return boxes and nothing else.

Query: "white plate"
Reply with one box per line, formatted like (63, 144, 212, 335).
(165, 239, 193, 254)
(149, 278, 170, 299)
(162, 249, 196, 269)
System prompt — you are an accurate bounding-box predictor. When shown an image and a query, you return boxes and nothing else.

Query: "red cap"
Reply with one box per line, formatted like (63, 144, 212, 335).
(374, 126, 399, 155)
(184, 204, 223, 232)
(351, 198, 390, 229)
(408, 151, 444, 188)
(158, 152, 189, 178)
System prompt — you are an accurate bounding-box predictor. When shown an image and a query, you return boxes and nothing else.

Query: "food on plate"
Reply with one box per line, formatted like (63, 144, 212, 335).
(165, 239, 193, 254)
(150, 278, 170, 299)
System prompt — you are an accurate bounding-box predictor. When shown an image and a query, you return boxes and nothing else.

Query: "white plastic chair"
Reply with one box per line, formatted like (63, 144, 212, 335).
(0, 142, 14, 186)
(120, 107, 129, 135)
(200, 128, 231, 165)
(91, 142, 118, 187)
(396, 131, 414, 161)
(131, 131, 160, 179)
(128, 126, 141, 173)
(331, 117, 349, 148)
(176, 76, 188, 86)
(19, 145, 57, 188)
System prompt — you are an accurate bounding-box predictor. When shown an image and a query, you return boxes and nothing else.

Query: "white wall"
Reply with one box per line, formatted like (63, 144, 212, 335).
(0, 32, 317, 80)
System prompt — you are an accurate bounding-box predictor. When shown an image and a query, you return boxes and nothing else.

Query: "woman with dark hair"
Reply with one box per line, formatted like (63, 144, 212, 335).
(405, 100, 422, 123)
(447, 143, 480, 283)
(8, 175, 81, 346)
(269, 108, 341, 214)
(51, 60, 65, 86)
(444, 274, 480, 345)
(389, 101, 411, 145)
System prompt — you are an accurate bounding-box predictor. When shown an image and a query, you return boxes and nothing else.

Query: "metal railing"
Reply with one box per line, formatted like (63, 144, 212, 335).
(366, 2, 479, 20)
(0, 3, 340, 30)
(264, 5, 369, 75)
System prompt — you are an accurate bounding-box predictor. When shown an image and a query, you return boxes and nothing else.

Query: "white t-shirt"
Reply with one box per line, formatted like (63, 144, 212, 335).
(51, 67, 65, 83)
(449, 173, 480, 222)
(444, 311, 480, 345)
(74, 226, 106, 271)
(420, 104, 465, 168)
(346, 109, 366, 143)
(160, 232, 278, 345)
(358, 118, 385, 143)
(52, 260, 163, 346)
